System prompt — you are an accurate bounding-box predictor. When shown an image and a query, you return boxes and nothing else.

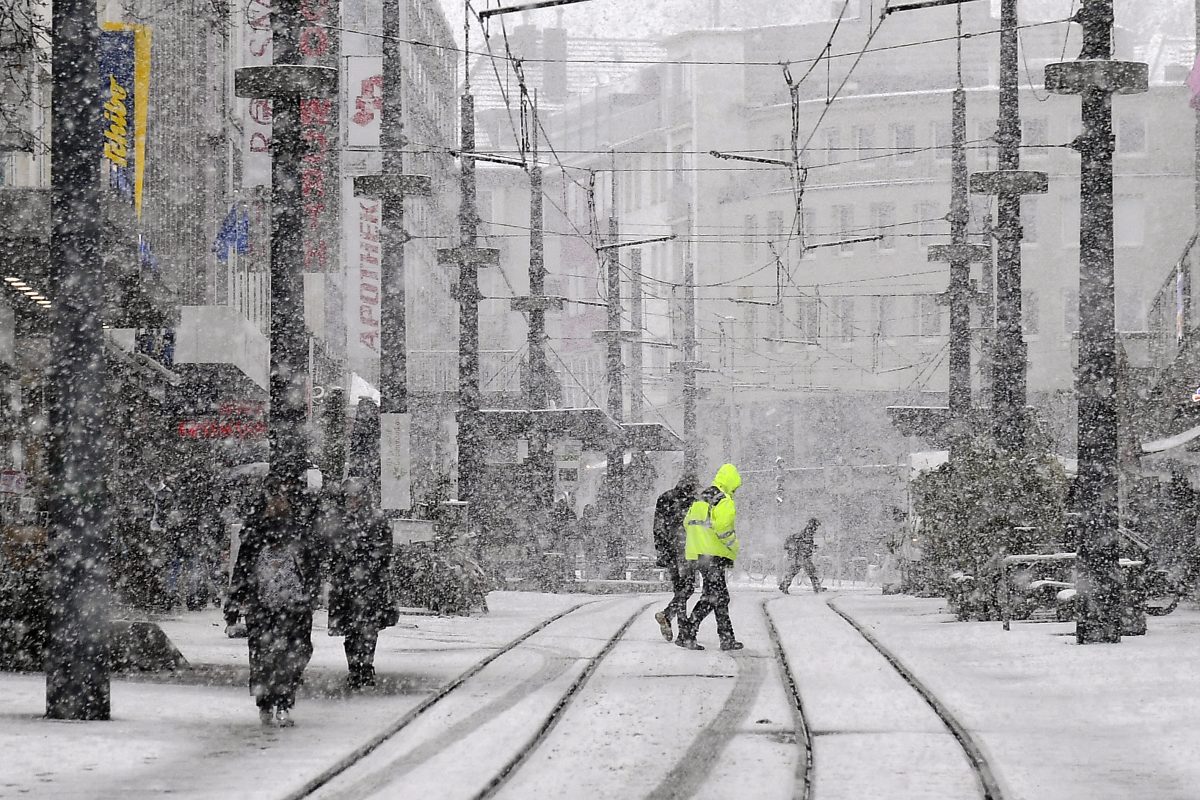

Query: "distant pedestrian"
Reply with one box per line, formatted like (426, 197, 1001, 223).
(224, 475, 323, 727)
(328, 479, 397, 690)
(780, 517, 825, 594)
(677, 464, 743, 651)
(651, 474, 698, 642)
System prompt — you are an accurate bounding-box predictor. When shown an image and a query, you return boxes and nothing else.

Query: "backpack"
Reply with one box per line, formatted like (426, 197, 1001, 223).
(255, 541, 305, 610)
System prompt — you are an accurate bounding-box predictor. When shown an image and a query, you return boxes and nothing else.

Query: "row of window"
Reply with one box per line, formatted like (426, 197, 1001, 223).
(789, 113, 1148, 168)
(733, 194, 1147, 259)
(731, 288, 1106, 345)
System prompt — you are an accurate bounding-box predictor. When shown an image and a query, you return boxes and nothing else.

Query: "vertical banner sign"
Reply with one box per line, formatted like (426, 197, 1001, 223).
(343, 186, 382, 373)
(99, 24, 150, 218)
(241, 0, 273, 188)
(346, 56, 383, 149)
(241, 0, 339, 274)
(298, 0, 340, 274)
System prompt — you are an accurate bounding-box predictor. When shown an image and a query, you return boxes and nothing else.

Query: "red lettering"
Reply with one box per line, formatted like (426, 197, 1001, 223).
(303, 201, 324, 228)
(301, 167, 325, 197)
(359, 269, 378, 281)
(299, 27, 330, 58)
(249, 99, 272, 125)
(299, 99, 332, 127)
(250, 131, 271, 153)
(353, 76, 384, 126)
(302, 129, 328, 150)
(360, 331, 379, 351)
(304, 241, 328, 270)
(360, 284, 379, 303)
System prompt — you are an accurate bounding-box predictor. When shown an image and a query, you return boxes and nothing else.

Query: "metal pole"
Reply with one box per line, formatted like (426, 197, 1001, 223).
(266, 0, 308, 491)
(992, 0, 1027, 451)
(629, 248, 644, 423)
(45, 0, 110, 720)
(380, 0, 408, 415)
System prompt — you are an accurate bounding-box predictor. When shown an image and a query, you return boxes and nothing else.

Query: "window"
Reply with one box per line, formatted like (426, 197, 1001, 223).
(1063, 288, 1079, 335)
(1118, 115, 1146, 155)
(768, 210, 785, 238)
(1022, 290, 1040, 335)
(797, 297, 820, 340)
(835, 297, 856, 342)
(877, 295, 897, 337)
(835, 205, 855, 254)
(918, 294, 942, 336)
(1115, 195, 1145, 248)
(892, 123, 916, 163)
(824, 128, 842, 166)
(744, 214, 758, 262)
(1021, 197, 1039, 245)
(915, 201, 940, 242)
(932, 121, 951, 161)
(853, 125, 875, 161)
(871, 202, 896, 250)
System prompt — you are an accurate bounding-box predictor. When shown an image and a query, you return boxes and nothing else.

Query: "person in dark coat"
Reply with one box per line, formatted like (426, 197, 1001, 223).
(328, 479, 397, 689)
(224, 476, 323, 727)
(652, 474, 698, 641)
(780, 517, 825, 594)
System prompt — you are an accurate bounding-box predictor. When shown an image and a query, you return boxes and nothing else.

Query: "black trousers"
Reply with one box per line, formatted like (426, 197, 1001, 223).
(247, 608, 314, 710)
(344, 626, 379, 684)
(661, 559, 695, 622)
(682, 557, 734, 644)
(781, 555, 822, 591)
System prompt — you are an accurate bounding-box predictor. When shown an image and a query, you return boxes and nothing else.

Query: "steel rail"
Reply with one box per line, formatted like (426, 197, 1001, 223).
(826, 598, 1006, 800)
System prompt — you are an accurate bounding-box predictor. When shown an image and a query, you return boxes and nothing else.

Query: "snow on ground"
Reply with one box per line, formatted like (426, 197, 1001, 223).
(4, 587, 1200, 800)
(831, 593, 1200, 800)
(0, 592, 580, 800)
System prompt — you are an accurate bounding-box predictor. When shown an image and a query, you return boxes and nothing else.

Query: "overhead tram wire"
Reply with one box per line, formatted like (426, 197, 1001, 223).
(314, 17, 1073, 69)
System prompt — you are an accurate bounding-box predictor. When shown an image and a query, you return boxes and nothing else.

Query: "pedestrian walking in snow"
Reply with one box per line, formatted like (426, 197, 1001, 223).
(328, 479, 398, 690)
(652, 474, 698, 642)
(676, 464, 743, 651)
(224, 475, 323, 727)
(780, 517, 825, 594)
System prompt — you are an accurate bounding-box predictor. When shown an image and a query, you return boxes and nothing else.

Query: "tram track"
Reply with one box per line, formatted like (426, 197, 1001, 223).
(288, 597, 651, 800)
(826, 597, 1006, 800)
(472, 600, 653, 800)
(762, 597, 815, 800)
(282, 599, 599, 800)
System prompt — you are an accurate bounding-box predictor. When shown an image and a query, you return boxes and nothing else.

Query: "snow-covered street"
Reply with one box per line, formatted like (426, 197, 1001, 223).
(3, 588, 1200, 799)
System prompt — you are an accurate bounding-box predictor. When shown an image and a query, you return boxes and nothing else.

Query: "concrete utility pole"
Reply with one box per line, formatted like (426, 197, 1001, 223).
(355, 0, 432, 506)
(671, 206, 701, 482)
(970, 0, 1047, 452)
(929, 11, 991, 451)
(1046, 0, 1147, 644)
(603, 174, 626, 565)
(629, 248, 644, 423)
(439, 14, 498, 521)
(510, 96, 562, 524)
(235, 0, 337, 492)
(45, 0, 110, 720)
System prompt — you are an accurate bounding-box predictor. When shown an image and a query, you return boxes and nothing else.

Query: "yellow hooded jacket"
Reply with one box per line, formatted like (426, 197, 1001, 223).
(684, 463, 742, 562)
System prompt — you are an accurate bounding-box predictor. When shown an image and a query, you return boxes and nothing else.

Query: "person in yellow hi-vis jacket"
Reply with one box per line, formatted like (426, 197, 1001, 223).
(676, 463, 743, 651)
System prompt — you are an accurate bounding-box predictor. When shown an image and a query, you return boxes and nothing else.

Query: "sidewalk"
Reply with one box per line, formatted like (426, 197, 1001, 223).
(0, 593, 581, 800)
